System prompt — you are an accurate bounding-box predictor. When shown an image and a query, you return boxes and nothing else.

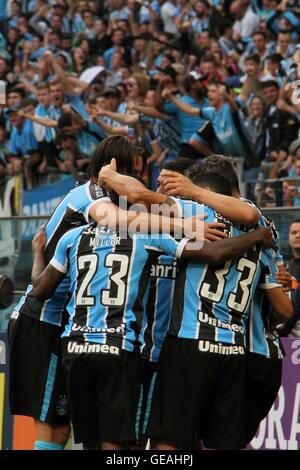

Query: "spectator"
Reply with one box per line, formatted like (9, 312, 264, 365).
(262, 80, 298, 168)
(286, 219, 300, 283)
(162, 81, 258, 174)
(8, 103, 41, 189)
(244, 94, 266, 161)
(155, 71, 208, 149)
(240, 54, 264, 100)
(261, 53, 285, 85)
(160, 0, 179, 36)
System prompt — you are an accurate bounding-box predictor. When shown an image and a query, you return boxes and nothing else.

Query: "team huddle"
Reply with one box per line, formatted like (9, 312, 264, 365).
(8, 135, 293, 451)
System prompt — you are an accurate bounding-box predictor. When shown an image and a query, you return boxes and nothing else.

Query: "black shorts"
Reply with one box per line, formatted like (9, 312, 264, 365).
(135, 359, 157, 441)
(245, 351, 282, 444)
(8, 313, 70, 426)
(147, 336, 246, 450)
(61, 339, 143, 444)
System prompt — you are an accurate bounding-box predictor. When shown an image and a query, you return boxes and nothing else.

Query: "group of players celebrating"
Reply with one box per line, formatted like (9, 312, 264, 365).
(8, 135, 293, 451)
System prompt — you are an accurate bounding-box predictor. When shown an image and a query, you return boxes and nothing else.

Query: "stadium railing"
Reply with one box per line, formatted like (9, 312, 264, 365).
(246, 177, 300, 208)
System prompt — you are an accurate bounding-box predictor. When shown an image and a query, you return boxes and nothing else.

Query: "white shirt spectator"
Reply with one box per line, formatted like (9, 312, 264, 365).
(233, 7, 259, 39)
(161, 1, 179, 35)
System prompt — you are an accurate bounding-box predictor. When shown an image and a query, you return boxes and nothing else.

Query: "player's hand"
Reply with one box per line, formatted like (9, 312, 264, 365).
(159, 170, 197, 198)
(32, 225, 46, 253)
(275, 270, 293, 292)
(204, 222, 227, 242)
(255, 227, 275, 249)
(161, 88, 172, 100)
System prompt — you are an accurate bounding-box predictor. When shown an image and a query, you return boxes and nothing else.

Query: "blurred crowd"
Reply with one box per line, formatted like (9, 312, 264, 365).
(0, 0, 300, 206)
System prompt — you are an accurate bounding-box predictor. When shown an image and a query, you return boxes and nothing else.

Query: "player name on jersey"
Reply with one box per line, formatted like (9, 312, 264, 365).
(150, 260, 177, 280)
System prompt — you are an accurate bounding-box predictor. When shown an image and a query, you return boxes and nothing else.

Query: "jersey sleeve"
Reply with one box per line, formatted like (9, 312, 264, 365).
(50, 230, 73, 273)
(26, 123, 39, 152)
(201, 107, 215, 121)
(73, 184, 111, 223)
(259, 249, 281, 290)
(145, 234, 189, 259)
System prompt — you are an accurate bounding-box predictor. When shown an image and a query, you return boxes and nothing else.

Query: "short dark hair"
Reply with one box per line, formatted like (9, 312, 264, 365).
(163, 157, 194, 174)
(253, 31, 267, 40)
(267, 53, 283, 64)
(209, 79, 230, 94)
(290, 219, 300, 227)
(184, 75, 196, 92)
(22, 98, 37, 108)
(112, 28, 124, 36)
(201, 53, 216, 65)
(7, 87, 25, 97)
(262, 80, 280, 90)
(57, 112, 73, 129)
(36, 81, 50, 91)
(245, 54, 261, 65)
(187, 155, 240, 194)
(218, 19, 233, 36)
(82, 9, 94, 16)
(185, 159, 232, 196)
(89, 135, 137, 179)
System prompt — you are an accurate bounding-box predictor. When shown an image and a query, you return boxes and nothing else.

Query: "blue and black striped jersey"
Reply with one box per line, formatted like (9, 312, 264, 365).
(140, 197, 202, 362)
(244, 206, 284, 358)
(14, 182, 110, 326)
(50, 224, 187, 352)
(244, 293, 283, 359)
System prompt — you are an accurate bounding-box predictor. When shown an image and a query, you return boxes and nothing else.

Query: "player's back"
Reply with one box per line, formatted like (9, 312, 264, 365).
(141, 197, 210, 362)
(54, 224, 183, 352)
(168, 202, 278, 347)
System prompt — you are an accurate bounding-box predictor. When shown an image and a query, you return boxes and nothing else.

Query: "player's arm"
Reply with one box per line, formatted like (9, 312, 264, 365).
(160, 170, 260, 226)
(44, 51, 73, 96)
(92, 116, 128, 136)
(32, 265, 65, 301)
(31, 228, 67, 300)
(181, 227, 274, 264)
(98, 159, 172, 209)
(161, 89, 200, 116)
(133, 104, 167, 120)
(94, 107, 139, 125)
(31, 225, 47, 286)
(89, 198, 212, 239)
